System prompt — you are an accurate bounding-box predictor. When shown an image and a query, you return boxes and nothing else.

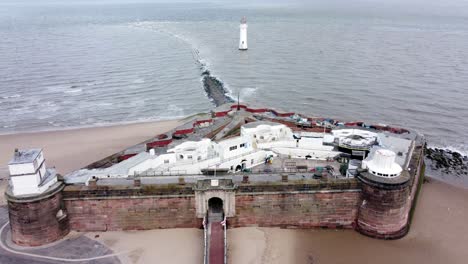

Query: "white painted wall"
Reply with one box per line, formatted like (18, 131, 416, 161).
(10, 168, 57, 196)
(217, 136, 252, 160)
(239, 23, 248, 50)
(8, 163, 36, 176)
(129, 153, 177, 175)
(272, 148, 340, 160)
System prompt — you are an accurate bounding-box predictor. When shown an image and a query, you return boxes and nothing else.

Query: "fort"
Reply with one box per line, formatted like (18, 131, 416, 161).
(4, 103, 425, 263)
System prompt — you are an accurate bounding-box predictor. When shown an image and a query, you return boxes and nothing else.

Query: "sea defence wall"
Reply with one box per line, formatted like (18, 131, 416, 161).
(62, 185, 201, 231)
(61, 179, 362, 232)
(230, 180, 361, 228)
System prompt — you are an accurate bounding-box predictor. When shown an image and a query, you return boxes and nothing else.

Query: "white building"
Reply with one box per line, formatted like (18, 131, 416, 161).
(8, 149, 57, 196)
(241, 121, 292, 144)
(239, 17, 248, 50)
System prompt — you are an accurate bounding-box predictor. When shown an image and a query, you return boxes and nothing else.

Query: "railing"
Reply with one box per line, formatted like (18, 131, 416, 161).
(132, 166, 340, 178)
(203, 212, 208, 264)
(223, 216, 227, 264)
(135, 170, 189, 177)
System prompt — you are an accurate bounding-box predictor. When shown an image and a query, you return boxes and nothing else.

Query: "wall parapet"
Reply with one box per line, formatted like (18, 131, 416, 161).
(63, 183, 195, 200)
(237, 178, 360, 193)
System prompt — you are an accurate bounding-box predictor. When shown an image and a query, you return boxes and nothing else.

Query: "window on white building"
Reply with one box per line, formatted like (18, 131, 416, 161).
(229, 146, 237, 151)
(164, 160, 170, 164)
(240, 143, 246, 148)
(179, 155, 184, 159)
(188, 155, 193, 159)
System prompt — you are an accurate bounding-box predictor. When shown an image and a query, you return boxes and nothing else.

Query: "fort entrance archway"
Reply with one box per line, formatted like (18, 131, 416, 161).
(194, 179, 236, 218)
(208, 197, 224, 214)
(208, 197, 224, 222)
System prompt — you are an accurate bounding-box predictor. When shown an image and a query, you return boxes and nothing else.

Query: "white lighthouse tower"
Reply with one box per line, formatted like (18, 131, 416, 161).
(239, 17, 248, 50)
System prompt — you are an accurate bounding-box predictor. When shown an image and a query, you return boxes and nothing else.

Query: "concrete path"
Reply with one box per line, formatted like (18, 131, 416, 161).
(0, 206, 121, 264)
(207, 217, 225, 264)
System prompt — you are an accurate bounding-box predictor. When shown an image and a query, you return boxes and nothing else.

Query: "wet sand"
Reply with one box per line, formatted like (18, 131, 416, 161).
(1, 122, 467, 263)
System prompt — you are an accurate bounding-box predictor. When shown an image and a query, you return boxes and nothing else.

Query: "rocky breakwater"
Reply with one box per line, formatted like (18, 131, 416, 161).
(425, 146, 468, 176)
(201, 69, 234, 107)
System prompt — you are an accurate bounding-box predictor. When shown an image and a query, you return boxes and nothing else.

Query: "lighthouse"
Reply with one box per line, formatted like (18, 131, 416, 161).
(239, 17, 248, 50)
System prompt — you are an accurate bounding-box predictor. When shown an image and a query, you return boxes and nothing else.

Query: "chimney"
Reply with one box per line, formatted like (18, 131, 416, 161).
(14, 148, 20, 157)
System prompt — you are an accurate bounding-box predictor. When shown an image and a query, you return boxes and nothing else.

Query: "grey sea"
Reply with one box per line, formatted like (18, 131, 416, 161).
(1, 1, 468, 156)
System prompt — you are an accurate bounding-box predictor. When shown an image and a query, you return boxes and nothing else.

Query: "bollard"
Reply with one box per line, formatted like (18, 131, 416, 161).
(178, 177, 185, 185)
(242, 175, 249, 183)
(88, 176, 98, 188)
(134, 177, 141, 187)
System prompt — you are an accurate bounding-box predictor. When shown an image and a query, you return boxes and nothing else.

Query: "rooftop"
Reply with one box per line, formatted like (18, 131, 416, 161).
(242, 121, 284, 129)
(9, 149, 42, 165)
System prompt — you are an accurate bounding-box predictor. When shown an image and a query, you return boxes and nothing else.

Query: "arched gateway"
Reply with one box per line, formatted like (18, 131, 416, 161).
(208, 197, 224, 214)
(208, 197, 224, 222)
(194, 179, 236, 218)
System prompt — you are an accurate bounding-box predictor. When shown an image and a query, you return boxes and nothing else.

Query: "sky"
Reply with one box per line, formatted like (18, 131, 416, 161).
(1, 0, 468, 17)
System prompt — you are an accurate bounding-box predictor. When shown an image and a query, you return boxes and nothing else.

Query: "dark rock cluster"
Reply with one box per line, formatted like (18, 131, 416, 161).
(425, 146, 468, 176)
(201, 69, 234, 107)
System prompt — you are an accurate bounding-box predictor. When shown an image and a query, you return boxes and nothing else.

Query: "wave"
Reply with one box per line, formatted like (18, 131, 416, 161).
(64, 88, 83, 94)
(426, 144, 468, 157)
(1, 94, 21, 99)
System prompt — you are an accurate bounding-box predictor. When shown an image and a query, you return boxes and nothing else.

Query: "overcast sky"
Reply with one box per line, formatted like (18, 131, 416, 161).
(2, 0, 468, 16)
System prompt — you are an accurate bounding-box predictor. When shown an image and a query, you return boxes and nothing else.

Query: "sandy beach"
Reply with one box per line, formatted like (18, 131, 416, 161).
(1, 122, 467, 264)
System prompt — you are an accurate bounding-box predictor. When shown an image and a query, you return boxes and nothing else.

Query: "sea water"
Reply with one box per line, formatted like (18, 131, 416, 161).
(0, 1, 467, 156)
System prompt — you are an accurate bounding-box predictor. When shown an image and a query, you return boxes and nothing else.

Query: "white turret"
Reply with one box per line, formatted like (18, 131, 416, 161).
(8, 149, 58, 196)
(362, 148, 402, 178)
(239, 17, 248, 50)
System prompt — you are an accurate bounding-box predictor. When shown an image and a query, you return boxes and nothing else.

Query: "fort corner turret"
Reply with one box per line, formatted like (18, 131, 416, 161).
(6, 149, 70, 246)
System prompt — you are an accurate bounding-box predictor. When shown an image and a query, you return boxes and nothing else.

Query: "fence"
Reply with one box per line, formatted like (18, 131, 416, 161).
(203, 213, 208, 264)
